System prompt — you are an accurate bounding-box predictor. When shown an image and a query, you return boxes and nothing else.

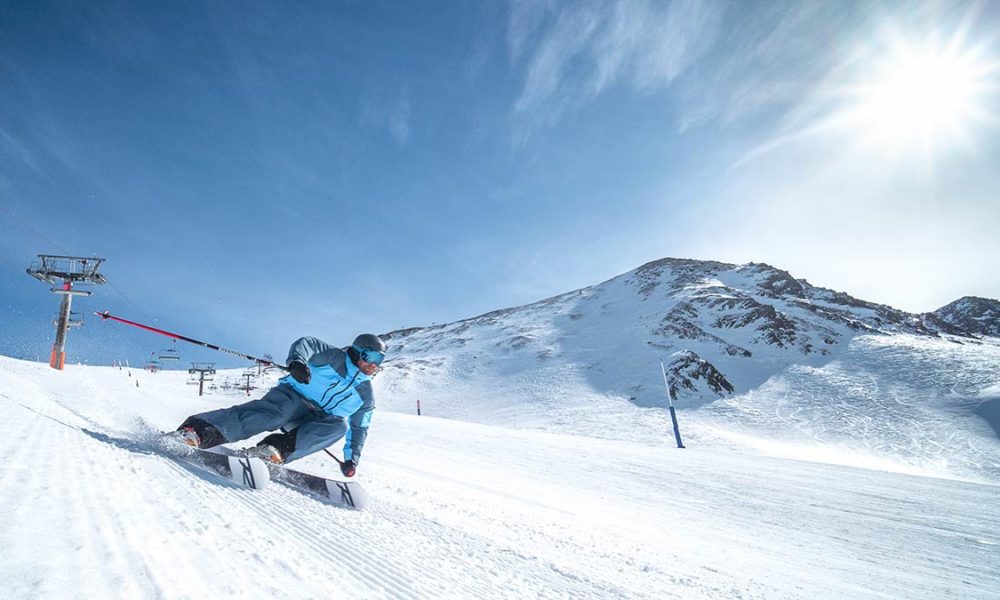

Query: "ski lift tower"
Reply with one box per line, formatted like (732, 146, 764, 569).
(26, 255, 107, 370)
(188, 363, 216, 397)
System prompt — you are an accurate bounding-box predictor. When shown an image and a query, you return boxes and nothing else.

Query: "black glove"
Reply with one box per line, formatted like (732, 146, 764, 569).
(288, 361, 311, 384)
(340, 460, 356, 478)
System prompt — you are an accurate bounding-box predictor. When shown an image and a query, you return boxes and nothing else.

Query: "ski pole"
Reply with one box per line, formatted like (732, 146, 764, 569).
(95, 310, 287, 369)
(322, 448, 344, 465)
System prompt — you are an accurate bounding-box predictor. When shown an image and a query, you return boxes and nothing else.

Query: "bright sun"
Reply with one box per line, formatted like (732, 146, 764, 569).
(844, 33, 996, 154)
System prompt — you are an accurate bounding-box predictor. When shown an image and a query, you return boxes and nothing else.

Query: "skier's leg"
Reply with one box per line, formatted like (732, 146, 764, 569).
(180, 386, 303, 448)
(274, 414, 348, 462)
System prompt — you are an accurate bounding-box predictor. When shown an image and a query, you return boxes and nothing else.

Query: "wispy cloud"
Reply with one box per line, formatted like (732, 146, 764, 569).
(507, 0, 724, 140)
(0, 56, 84, 178)
(505, 1, 874, 140)
(0, 126, 43, 175)
(360, 88, 411, 147)
(675, 3, 858, 131)
(388, 93, 411, 146)
(0, 104, 92, 183)
(506, 0, 555, 65)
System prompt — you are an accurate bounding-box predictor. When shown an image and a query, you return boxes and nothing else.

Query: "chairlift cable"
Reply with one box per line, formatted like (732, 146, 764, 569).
(2, 203, 156, 323)
(0, 203, 72, 255)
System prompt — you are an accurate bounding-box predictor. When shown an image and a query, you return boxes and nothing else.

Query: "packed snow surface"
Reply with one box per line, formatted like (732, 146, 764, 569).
(1, 356, 998, 599)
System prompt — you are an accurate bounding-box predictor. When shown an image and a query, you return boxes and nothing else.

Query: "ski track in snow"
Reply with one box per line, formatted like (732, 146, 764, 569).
(1, 358, 999, 599)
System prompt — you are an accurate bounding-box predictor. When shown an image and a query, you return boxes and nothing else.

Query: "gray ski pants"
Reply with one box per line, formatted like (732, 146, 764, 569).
(196, 385, 348, 462)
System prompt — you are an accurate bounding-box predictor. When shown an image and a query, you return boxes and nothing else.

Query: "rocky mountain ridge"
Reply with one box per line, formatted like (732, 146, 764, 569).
(380, 258, 997, 406)
(932, 296, 1000, 338)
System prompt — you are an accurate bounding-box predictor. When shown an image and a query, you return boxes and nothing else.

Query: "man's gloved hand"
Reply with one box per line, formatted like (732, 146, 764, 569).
(288, 361, 311, 384)
(340, 460, 357, 478)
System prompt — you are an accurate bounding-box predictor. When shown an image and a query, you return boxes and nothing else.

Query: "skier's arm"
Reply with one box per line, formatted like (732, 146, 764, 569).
(285, 336, 337, 366)
(343, 382, 375, 465)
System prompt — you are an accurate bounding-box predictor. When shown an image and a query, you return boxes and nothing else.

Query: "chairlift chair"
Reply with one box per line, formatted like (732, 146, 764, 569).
(159, 340, 180, 362)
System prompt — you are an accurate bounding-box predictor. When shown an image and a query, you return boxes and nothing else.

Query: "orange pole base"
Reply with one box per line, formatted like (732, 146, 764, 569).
(49, 350, 65, 370)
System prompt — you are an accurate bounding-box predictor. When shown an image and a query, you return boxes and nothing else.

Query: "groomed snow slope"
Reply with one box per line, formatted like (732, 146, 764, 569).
(1, 356, 998, 599)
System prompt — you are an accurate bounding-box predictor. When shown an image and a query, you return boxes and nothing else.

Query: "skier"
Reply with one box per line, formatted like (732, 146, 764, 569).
(171, 334, 386, 477)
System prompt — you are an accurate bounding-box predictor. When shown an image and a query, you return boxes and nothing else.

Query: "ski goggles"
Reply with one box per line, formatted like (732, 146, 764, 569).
(352, 345, 385, 366)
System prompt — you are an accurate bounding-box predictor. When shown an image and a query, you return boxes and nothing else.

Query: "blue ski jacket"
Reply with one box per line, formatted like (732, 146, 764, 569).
(280, 337, 375, 463)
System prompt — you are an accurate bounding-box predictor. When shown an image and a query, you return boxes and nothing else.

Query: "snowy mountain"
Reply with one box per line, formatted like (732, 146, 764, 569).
(933, 296, 1000, 337)
(377, 258, 1000, 481)
(382, 258, 993, 403)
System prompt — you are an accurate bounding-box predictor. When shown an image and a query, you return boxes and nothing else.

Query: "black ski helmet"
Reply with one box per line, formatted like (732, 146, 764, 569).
(352, 333, 386, 353)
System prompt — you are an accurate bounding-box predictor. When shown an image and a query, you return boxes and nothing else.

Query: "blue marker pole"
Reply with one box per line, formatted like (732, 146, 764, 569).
(660, 361, 686, 449)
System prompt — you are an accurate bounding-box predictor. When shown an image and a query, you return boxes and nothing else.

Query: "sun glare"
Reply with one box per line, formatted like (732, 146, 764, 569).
(844, 33, 996, 154)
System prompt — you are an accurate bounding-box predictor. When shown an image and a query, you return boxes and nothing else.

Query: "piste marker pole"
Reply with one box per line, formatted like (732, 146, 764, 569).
(660, 360, 686, 449)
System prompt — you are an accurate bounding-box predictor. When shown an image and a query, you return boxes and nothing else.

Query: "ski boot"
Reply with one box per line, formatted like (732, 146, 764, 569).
(245, 443, 284, 464)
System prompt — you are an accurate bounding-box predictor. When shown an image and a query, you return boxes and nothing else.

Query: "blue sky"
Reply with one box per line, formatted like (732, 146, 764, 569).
(2, 1, 998, 367)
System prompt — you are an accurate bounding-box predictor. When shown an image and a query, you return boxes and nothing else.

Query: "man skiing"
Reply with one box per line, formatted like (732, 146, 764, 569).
(172, 333, 386, 478)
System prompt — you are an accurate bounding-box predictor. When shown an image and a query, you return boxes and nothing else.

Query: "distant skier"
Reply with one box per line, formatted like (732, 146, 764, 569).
(171, 334, 386, 477)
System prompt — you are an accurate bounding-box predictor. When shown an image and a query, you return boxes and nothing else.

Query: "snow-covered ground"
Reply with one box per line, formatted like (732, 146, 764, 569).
(1, 355, 998, 599)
